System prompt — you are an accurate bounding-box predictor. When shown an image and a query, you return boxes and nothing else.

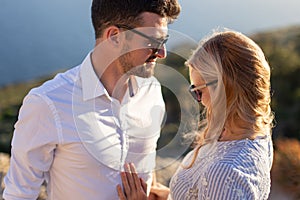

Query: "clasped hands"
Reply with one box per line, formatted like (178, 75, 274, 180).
(116, 163, 170, 200)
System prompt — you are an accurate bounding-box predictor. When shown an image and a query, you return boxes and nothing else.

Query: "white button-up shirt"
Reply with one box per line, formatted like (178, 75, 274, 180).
(4, 53, 165, 200)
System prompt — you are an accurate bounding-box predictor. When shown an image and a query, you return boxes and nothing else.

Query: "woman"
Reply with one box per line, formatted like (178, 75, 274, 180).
(117, 29, 274, 200)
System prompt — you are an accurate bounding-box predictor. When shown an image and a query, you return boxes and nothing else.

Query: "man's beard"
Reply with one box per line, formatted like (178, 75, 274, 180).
(126, 63, 154, 78)
(119, 51, 155, 78)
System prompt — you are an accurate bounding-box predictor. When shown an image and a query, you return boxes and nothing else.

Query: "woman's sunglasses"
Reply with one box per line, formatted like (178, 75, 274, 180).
(189, 80, 218, 102)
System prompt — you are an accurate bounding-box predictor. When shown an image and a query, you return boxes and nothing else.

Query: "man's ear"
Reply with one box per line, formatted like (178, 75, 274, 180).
(104, 26, 123, 46)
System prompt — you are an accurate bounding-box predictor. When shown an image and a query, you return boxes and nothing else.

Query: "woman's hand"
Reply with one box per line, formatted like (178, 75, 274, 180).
(117, 163, 148, 200)
(149, 182, 170, 200)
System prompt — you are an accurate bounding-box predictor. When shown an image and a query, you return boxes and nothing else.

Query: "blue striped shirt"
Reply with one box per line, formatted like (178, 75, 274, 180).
(169, 136, 273, 200)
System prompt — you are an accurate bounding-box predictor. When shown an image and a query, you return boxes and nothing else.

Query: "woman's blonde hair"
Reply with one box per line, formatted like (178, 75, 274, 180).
(184, 29, 274, 168)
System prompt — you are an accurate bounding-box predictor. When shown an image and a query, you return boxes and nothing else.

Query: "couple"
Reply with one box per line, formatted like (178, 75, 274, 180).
(3, 0, 274, 199)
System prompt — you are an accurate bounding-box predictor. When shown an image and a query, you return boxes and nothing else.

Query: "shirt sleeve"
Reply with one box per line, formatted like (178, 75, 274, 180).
(3, 94, 59, 200)
(203, 162, 258, 200)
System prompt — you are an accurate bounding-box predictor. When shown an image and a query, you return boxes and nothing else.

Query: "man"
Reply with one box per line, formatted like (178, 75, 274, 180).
(3, 0, 181, 199)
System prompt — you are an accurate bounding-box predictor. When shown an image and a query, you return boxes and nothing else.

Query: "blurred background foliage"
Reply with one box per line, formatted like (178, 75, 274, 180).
(252, 26, 300, 140)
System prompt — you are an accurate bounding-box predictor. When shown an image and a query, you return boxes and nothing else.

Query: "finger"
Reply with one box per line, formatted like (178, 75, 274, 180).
(124, 163, 135, 190)
(152, 172, 157, 186)
(116, 184, 127, 200)
(120, 171, 130, 196)
(140, 177, 147, 193)
(129, 163, 141, 190)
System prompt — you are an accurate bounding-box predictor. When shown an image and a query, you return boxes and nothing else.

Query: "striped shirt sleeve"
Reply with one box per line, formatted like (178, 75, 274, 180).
(203, 162, 257, 200)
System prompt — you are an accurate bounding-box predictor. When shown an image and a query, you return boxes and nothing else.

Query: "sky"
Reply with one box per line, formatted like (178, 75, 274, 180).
(1, 0, 300, 85)
(171, 0, 300, 40)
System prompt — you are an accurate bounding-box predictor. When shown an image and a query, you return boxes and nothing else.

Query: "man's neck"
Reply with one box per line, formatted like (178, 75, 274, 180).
(91, 51, 129, 102)
(101, 69, 129, 102)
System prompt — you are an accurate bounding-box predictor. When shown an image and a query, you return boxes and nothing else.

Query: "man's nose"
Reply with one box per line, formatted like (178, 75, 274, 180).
(155, 44, 167, 59)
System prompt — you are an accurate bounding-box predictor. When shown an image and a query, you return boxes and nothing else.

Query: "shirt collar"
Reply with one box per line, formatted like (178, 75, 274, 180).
(80, 52, 107, 101)
(80, 52, 145, 101)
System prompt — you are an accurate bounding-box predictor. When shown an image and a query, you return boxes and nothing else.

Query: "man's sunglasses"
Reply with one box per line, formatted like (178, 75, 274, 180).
(116, 24, 169, 54)
(189, 80, 218, 102)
